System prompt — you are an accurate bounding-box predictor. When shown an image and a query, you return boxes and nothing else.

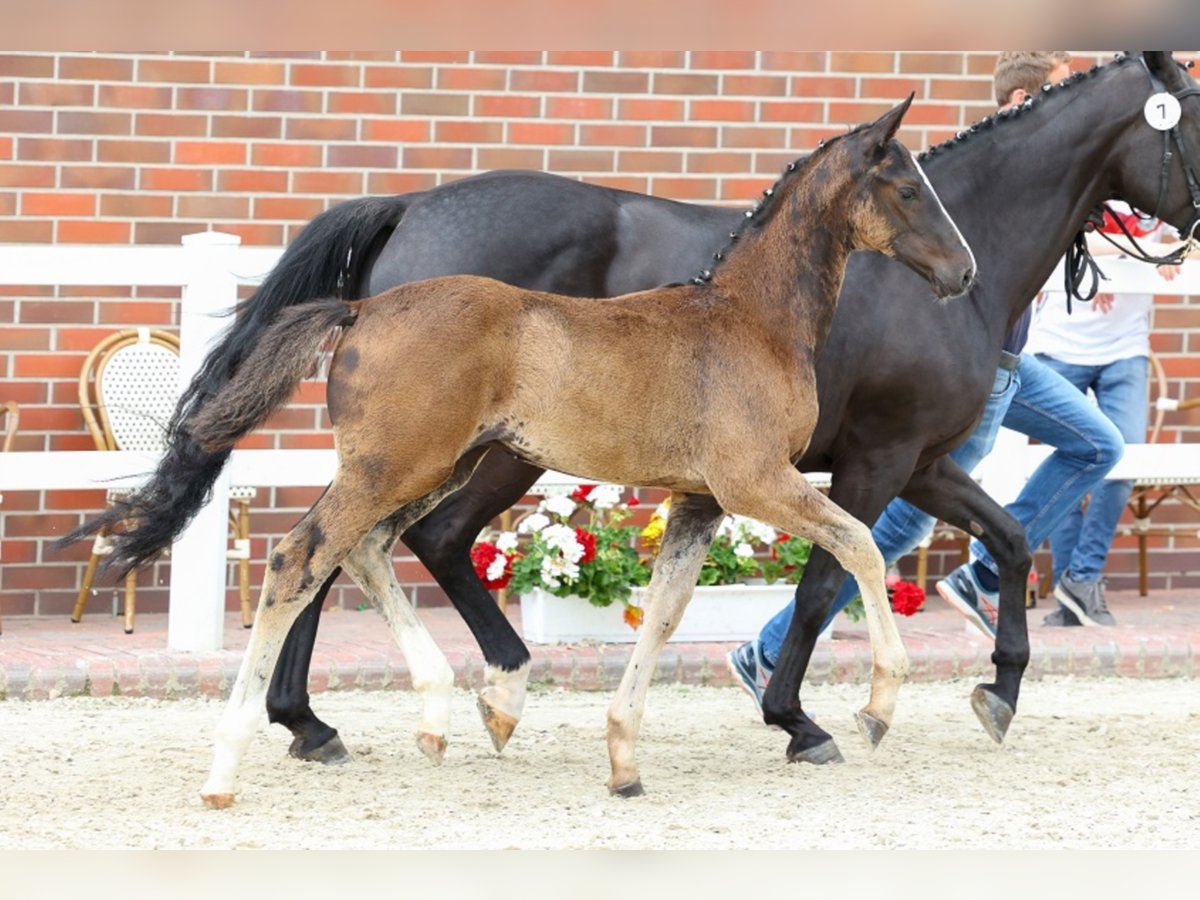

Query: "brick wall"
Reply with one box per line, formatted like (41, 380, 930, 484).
(2, 50, 1199, 619)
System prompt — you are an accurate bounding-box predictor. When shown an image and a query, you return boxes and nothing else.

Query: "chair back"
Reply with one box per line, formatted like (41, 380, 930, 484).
(1, 400, 18, 453)
(79, 329, 181, 452)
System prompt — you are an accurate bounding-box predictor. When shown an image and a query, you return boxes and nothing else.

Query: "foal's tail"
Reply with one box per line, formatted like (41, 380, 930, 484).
(59, 196, 405, 574)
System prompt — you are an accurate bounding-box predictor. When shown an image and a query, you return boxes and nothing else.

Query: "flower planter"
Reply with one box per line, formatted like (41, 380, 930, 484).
(519, 583, 832, 644)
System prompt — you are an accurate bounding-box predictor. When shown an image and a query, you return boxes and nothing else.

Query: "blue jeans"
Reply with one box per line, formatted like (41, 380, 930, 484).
(1035, 354, 1147, 584)
(758, 360, 1021, 668)
(968, 354, 1124, 580)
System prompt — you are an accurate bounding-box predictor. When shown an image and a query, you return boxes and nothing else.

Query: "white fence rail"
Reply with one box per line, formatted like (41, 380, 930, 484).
(1, 239, 1198, 650)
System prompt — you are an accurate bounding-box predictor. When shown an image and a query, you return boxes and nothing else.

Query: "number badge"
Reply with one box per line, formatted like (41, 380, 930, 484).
(1144, 92, 1182, 131)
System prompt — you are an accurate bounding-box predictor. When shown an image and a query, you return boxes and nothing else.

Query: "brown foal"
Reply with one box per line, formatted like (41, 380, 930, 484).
(191, 96, 974, 807)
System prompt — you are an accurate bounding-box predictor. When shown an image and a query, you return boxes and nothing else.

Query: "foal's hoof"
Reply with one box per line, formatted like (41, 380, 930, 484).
(415, 731, 448, 765)
(201, 793, 236, 810)
(787, 737, 845, 766)
(609, 779, 645, 798)
(288, 734, 351, 765)
(477, 695, 519, 753)
(970, 685, 1015, 744)
(855, 710, 889, 750)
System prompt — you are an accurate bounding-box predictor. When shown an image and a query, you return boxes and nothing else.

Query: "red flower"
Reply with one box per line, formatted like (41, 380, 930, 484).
(623, 605, 644, 630)
(470, 542, 513, 590)
(889, 579, 925, 616)
(627, 496, 640, 507)
(770, 533, 791, 560)
(570, 484, 597, 503)
(574, 527, 597, 564)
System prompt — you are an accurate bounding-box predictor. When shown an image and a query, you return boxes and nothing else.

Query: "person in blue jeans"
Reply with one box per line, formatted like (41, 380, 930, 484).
(728, 51, 1124, 705)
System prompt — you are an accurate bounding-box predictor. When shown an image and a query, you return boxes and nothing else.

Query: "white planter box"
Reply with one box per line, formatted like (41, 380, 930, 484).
(519, 583, 832, 645)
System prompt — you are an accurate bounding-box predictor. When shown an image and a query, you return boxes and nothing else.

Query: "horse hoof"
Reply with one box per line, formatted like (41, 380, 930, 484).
(477, 695, 519, 753)
(288, 734, 351, 765)
(416, 731, 448, 765)
(609, 779, 645, 798)
(201, 793, 235, 810)
(787, 737, 845, 765)
(855, 710, 889, 750)
(970, 685, 1014, 744)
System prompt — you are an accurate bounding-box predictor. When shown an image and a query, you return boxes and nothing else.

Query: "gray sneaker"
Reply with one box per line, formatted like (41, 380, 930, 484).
(1042, 605, 1081, 627)
(726, 641, 772, 712)
(1054, 576, 1116, 627)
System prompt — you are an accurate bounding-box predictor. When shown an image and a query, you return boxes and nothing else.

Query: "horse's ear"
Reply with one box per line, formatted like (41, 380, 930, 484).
(1144, 51, 1185, 91)
(868, 93, 914, 152)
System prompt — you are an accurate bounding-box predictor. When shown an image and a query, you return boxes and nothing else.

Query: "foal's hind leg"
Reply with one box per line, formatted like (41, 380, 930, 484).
(607, 492, 724, 797)
(715, 467, 910, 761)
(201, 478, 402, 808)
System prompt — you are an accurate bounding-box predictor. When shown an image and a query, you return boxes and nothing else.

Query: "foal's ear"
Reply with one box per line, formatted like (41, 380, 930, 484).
(868, 93, 914, 153)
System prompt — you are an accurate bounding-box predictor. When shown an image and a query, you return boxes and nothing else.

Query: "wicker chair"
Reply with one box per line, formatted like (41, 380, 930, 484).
(70, 328, 256, 633)
(1, 399, 19, 633)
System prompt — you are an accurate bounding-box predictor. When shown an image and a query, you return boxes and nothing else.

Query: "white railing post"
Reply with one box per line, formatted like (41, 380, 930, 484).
(167, 231, 241, 651)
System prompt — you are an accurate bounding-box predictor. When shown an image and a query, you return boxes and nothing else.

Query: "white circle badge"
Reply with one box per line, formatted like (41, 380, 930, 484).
(1144, 92, 1182, 131)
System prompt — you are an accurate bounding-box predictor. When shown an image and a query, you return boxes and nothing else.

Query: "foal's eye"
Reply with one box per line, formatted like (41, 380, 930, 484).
(898, 185, 918, 201)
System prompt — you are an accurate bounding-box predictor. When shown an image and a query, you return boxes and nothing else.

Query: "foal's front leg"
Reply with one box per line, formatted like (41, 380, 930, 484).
(606, 492, 724, 797)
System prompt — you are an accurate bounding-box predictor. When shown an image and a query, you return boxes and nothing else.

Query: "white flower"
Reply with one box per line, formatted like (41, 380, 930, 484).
(542, 524, 585, 563)
(541, 554, 579, 588)
(486, 554, 508, 582)
(734, 542, 755, 558)
(589, 484, 623, 510)
(519, 513, 550, 534)
(495, 531, 519, 553)
(741, 518, 777, 545)
(716, 516, 737, 539)
(541, 495, 577, 519)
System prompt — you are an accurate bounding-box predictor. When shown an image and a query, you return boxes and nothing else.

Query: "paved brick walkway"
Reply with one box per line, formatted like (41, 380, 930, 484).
(0, 589, 1196, 700)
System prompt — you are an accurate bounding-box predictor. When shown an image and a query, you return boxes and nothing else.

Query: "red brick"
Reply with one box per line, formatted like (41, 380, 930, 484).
(476, 148, 545, 170)
(364, 67, 433, 89)
(365, 171, 437, 195)
(177, 87, 248, 111)
(475, 95, 541, 118)
(217, 169, 289, 193)
(653, 73, 718, 95)
(0, 54, 55, 77)
(651, 126, 718, 148)
(212, 115, 283, 139)
(830, 52, 897, 74)
(790, 75, 857, 98)
(550, 51, 614, 67)
(286, 117, 359, 141)
(205, 223, 285, 246)
(582, 71, 649, 93)
(22, 193, 95, 216)
(18, 82, 95, 106)
(475, 51, 543, 65)
(721, 127, 788, 149)
(0, 190, 12, 213)
(547, 149, 614, 172)
(546, 97, 612, 120)
(58, 220, 131, 243)
(328, 52, 396, 61)
(760, 101, 825, 123)
(177, 196, 251, 219)
(400, 93, 469, 116)
(212, 61, 289, 85)
(650, 177, 717, 200)
(510, 70, 578, 93)
(0, 164, 55, 187)
(828, 101, 895, 123)
(293, 171, 364, 195)
(97, 139, 171, 164)
(762, 52, 829, 72)
(509, 122, 575, 145)
(362, 119, 430, 142)
(691, 51, 757, 69)
(59, 111, 133, 136)
(618, 98, 685, 121)
(140, 167, 213, 191)
(18, 138, 92, 162)
(618, 52, 684, 68)
(617, 151, 683, 173)
(328, 91, 396, 115)
(690, 99, 756, 122)
(138, 58, 212, 83)
(930, 78, 994, 102)
(437, 67, 507, 91)
(587, 175, 649, 193)
(402, 147, 472, 169)
(900, 53, 964, 75)
(12, 354, 84, 378)
(251, 90, 322, 113)
(723, 74, 788, 97)
(687, 152, 754, 174)
(251, 143, 322, 168)
(327, 144, 399, 169)
(435, 121, 503, 143)
(579, 124, 647, 147)
(0, 327, 51, 350)
(60, 166, 136, 189)
(57, 55, 132, 81)
(254, 197, 326, 220)
(0, 110, 53, 133)
(0, 220, 53, 242)
(135, 113, 208, 137)
(399, 51, 468, 64)
(105, 193, 177, 218)
(174, 141, 246, 165)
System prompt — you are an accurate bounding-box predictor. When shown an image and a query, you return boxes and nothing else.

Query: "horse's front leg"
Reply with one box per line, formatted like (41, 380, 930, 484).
(899, 455, 1031, 742)
(606, 492, 724, 797)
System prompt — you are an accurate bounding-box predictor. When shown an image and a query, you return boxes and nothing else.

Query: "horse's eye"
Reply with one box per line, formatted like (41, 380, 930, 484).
(898, 186, 917, 201)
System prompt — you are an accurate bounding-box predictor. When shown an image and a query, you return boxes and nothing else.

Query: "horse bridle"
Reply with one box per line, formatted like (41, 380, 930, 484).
(1065, 54, 1200, 308)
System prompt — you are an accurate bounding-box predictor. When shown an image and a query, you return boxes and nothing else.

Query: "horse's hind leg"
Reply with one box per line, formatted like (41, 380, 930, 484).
(200, 476, 419, 809)
(715, 467, 910, 762)
(607, 492, 724, 797)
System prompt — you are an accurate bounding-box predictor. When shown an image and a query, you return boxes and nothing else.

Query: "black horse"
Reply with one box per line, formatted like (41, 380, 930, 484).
(75, 52, 1200, 766)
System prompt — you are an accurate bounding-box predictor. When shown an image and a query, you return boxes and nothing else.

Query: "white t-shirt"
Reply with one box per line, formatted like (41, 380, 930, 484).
(1025, 203, 1165, 366)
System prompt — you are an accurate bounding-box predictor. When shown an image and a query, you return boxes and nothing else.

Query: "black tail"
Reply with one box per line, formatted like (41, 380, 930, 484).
(59, 195, 406, 574)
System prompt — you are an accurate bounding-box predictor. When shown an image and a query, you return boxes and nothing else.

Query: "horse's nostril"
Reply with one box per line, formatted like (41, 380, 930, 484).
(961, 268, 975, 291)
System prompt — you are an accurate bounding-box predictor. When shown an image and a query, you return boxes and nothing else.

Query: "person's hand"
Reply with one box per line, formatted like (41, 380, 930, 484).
(1156, 263, 1182, 282)
(1091, 293, 1114, 314)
